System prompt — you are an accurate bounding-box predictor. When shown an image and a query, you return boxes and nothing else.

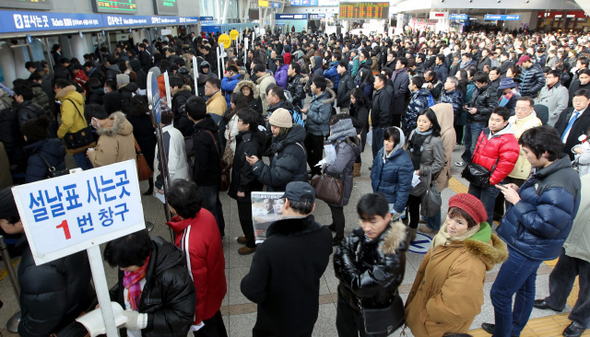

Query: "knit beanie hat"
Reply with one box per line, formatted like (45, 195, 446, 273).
(328, 118, 356, 142)
(448, 193, 487, 224)
(268, 108, 293, 128)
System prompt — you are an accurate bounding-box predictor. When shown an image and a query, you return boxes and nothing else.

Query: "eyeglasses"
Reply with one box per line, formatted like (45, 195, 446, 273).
(573, 98, 588, 103)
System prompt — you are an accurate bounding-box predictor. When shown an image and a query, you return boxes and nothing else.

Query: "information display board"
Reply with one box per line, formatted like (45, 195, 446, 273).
(339, 2, 389, 20)
(92, 0, 138, 14)
(153, 0, 177, 15)
(0, 0, 53, 10)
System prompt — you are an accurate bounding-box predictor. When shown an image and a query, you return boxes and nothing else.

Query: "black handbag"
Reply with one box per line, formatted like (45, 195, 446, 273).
(360, 295, 405, 335)
(38, 153, 69, 178)
(461, 142, 500, 189)
(62, 99, 94, 150)
(421, 171, 442, 217)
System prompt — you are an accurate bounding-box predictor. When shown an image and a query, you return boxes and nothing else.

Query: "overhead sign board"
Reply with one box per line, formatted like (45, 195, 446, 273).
(484, 14, 521, 21)
(339, 2, 389, 20)
(0, 9, 198, 33)
(0, 0, 52, 10)
(450, 14, 468, 20)
(92, 0, 138, 14)
(275, 14, 308, 20)
(199, 16, 214, 23)
(290, 0, 318, 6)
(12, 160, 145, 265)
(153, 0, 178, 15)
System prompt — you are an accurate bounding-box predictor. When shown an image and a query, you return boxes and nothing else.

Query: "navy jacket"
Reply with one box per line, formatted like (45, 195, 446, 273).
(498, 155, 581, 261)
(371, 146, 414, 214)
(24, 139, 66, 183)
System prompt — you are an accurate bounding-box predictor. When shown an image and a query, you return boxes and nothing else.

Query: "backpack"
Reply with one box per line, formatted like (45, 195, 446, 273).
(289, 107, 305, 126)
(426, 93, 435, 108)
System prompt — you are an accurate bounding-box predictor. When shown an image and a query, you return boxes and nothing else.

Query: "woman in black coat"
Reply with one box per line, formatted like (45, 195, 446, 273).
(127, 96, 156, 194)
(228, 108, 265, 254)
(349, 88, 370, 173)
(235, 80, 263, 117)
(105, 231, 196, 337)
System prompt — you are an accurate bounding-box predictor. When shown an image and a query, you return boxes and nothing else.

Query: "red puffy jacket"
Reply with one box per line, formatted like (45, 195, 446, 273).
(472, 125, 520, 185)
(167, 211, 227, 324)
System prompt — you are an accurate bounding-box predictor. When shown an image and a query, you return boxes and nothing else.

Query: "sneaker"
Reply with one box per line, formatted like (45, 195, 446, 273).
(455, 161, 466, 167)
(238, 246, 257, 255)
(419, 225, 435, 234)
(237, 236, 247, 245)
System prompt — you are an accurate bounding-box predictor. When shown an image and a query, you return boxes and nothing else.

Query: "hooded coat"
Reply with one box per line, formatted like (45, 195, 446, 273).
(235, 80, 263, 115)
(256, 73, 276, 116)
(110, 237, 196, 337)
(167, 210, 227, 325)
(55, 85, 94, 154)
(371, 128, 413, 214)
(430, 103, 456, 191)
(471, 124, 520, 185)
(405, 224, 508, 337)
(324, 126, 361, 207)
(241, 215, 332, 337)
(306, 90, 334, 137)
(252, 124, 308, 191)
(105, 64, 121, 84)
(23, 138, 66, 183)
(334, 221, 407, 311)
(88, 111, 136, 168)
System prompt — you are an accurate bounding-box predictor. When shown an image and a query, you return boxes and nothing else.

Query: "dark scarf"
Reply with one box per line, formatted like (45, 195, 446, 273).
(408, 129, 433, 170)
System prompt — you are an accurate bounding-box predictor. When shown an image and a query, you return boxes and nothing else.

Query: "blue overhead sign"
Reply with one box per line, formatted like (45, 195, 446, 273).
(271, 2, 282, 8)
(275, 14, 308, 20)
(484, 14, 521, 21)
(450, 14, 468, 20)
(0, 9, 198, 34)
(199, 16, 214, 23)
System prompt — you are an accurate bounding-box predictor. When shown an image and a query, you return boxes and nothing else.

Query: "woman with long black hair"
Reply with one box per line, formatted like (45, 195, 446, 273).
(356, 67, 374, 99)
(405, 109, 445, 245)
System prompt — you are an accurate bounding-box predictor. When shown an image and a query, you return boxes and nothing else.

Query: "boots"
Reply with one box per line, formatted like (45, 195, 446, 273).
(353, 162, 361, 177)
(143, 177, 154, 196)
(405, 227, 417, 248)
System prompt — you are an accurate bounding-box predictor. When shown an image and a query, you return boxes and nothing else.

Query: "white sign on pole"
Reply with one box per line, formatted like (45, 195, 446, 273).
(147, 70, 162, 124)
(11, 160, 145, 265)
(11, 160, 146, 337)
(244, 37, 249, 66)
(192, 56, 199, 97)
(217, 46, 222, 79)
(163, 71, 172, 110)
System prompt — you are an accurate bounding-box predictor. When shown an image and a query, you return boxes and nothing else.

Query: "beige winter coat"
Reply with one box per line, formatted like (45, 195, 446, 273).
(508, 111, 542, 180)
(431, 103, 456, 191)
(88, 112, 136, 168)
(256, 73, 276, 116)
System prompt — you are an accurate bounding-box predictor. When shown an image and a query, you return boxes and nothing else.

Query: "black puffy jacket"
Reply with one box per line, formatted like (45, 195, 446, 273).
(440, 89, 464, 120)
(252, 124, 308, 191)
(119, 82, 138, 114)
(16, 100, 46, 127)
(334, 222, 407, 311)
(337, 71, 355, 108)
(18, 245, 93, 337)
(468, 84, 498, 124)
(171, 88, 194, 137)
(518, 63, 546, 98)
(286, 74, 306, 109)
(110, 237, 196, 337)
(371, 87, 393, 128)
(23, 138, 66, 183)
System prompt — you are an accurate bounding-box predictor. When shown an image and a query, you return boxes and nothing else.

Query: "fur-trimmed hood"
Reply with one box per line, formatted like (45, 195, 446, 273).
(464, 233, 509, 271)
(266, 215, 323, 237)
(235, 80, 259, 99)
(380, 221, 407, 255)
(96, 111, 134, 137)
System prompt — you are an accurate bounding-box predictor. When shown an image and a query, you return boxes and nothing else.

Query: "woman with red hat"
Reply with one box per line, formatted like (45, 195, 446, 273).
(405, 193, 508, 337)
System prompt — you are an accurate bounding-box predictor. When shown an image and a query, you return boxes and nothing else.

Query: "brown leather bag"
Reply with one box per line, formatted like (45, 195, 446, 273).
(205, 131, 231, 191)
(135, 139, 152, 181)
(310, 174, 344, 204)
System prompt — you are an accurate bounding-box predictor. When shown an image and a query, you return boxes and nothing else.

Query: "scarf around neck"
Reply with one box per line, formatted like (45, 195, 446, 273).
(431, 221, 481, 252)
(123, 253, 151, 311)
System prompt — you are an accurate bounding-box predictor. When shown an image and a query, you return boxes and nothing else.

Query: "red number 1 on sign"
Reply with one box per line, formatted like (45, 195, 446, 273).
(56, 220, 71, 240)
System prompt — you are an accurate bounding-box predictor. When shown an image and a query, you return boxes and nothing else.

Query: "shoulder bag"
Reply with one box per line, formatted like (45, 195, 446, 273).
(461, 141, 500, 189)
(205, 130, 231, 191)
(62, 99, 95, 150)
(420, 169, 442, 217)
(135, 139, 152, 181)
(38, 152, 69, 178)
(359, 295, 405, 335)
(310, 173, 344, 204)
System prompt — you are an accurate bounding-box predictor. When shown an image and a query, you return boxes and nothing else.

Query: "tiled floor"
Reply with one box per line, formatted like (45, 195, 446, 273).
(0, 141, 586, 337)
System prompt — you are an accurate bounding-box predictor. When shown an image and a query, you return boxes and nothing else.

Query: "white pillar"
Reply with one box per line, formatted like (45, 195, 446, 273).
(222, 0, 230, 24)
(69, 34, 89, 63)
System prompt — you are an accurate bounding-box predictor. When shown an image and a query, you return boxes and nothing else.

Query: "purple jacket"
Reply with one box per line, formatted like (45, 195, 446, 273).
(274, 64, 289, 90)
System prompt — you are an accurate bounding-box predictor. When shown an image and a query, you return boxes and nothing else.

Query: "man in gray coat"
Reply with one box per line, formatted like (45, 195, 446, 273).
(302, 76, 333, 176)
(533, 174, 590, 337)
(536, 70, 569, 126)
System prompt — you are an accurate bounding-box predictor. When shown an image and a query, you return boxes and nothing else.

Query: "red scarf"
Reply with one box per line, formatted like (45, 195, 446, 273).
(123, 253, 151, 311)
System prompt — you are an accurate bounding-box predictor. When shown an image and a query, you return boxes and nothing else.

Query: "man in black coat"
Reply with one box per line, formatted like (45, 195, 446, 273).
(138, 43, 153, 73)
(336, 61, 355, 113)
(554, 89, 590, 160)
(391, 57, 410, 127)
(241, 181, 332, 337)
(371, 74, 393, 159)
(186, 96, 226, 237)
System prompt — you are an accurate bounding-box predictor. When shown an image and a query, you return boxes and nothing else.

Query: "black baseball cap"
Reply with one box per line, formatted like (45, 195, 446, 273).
(281, 181, 315, 203)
